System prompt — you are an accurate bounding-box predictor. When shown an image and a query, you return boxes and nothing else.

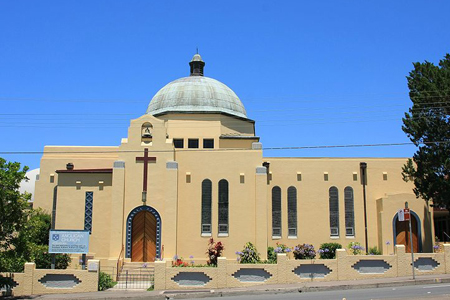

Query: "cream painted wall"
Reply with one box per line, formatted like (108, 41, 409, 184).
(32, 113, 433, 268)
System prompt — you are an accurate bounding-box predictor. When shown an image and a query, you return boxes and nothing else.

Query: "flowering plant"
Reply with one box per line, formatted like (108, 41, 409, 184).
(206, 238, 224, 266)
(236, 242, 260, 264)
(293, 244, 316, 259)
(348, 242, 364, 255)
(319, 243, 342, 259)
(172, 255, 189, 267)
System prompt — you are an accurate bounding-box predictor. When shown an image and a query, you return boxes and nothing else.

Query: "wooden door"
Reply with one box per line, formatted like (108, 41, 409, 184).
(396, 214, 418, 253)
(131, 211, 157, 262)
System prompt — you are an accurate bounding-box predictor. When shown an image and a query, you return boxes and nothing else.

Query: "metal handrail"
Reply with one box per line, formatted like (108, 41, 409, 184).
(116, 245, 125, 281)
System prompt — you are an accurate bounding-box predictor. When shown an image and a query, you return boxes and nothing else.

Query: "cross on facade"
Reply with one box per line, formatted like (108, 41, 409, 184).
(136, 148, 156, 203)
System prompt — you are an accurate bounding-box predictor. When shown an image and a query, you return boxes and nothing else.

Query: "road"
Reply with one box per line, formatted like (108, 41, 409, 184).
(198, 283, 450, 300)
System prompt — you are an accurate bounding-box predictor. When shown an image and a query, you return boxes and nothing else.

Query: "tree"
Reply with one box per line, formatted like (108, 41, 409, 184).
(402, 54, 450, 207)
(0, 157, 30, 251)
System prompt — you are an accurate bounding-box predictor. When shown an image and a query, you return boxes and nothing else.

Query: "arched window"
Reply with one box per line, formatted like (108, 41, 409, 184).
(344, 187, 355, 236)
(218, 179, 229, 234)
(329, 187, 339, 236)
(287, 186, 297, 237)
(272, 186, 282, 237)
(201, 179, 212, 234)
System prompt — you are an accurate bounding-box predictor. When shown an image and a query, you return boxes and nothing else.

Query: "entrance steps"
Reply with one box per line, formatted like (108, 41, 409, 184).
(112, 262, 154, 290)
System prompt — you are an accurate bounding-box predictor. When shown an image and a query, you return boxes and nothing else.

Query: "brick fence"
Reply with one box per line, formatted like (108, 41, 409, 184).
(154, 244, 450, 290)
(1, 260, 99, 297)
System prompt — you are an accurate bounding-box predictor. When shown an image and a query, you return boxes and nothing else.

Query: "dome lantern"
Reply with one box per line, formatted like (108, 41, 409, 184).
(189, 53, 205, 76)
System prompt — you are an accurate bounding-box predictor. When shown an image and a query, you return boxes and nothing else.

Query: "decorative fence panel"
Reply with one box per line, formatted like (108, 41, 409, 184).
(2, 261, 99, 297)
(154, 244, 450, 290)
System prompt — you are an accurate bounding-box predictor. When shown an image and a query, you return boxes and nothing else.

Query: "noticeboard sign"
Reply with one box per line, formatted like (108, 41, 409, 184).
(49, 230, 89, 254)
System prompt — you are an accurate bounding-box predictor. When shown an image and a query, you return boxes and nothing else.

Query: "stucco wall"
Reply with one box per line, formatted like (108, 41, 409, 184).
(155, 245, 450, 290)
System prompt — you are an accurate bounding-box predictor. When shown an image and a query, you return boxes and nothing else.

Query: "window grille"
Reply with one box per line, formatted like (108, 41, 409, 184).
(84, 192, 94, 234)
(272, 186, 282, 236)
(201, 179, 212, 234)
(218, 179, 229, 234)
(329, 187, 339, 236)
(287, 186, 297, 237)
(344, 186, 355, 236)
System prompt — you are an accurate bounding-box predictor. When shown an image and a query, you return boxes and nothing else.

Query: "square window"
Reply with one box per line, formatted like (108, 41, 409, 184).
(173, 139, 184, 148)
(188, 139, 199, 148)
(203, 139, 214, 149)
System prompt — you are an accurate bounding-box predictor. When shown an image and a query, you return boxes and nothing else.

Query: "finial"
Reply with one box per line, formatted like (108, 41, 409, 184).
(196, 47, 199, 54)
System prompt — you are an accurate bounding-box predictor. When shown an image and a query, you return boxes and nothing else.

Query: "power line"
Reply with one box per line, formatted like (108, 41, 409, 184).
(0, 141, 448, 155)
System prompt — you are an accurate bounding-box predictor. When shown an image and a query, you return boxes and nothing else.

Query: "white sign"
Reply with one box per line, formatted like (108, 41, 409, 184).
(398, 209, 405, 221)
(49, 230, 90, 254)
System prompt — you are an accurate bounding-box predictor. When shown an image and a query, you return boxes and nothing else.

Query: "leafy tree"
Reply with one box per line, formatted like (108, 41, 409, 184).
(402, 54, 450, 207)
(0, 158, 30, 251)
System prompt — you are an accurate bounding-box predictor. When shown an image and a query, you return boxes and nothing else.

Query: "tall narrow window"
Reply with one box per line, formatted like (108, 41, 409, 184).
(272, 186, 282, 237)
(287, 186, 297, 237)
(84, 191, 94, 234)
(329, 187, 339, 236)
(218, 179, 229, 234)
(201, 179, 212, 235)
(344, 187, 355, 236)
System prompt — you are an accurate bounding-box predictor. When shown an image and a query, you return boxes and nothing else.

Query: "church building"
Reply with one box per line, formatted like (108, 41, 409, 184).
(33, 54, 434, 268)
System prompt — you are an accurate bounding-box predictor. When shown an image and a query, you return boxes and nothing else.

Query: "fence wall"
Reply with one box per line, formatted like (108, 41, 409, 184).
(154, 245, 450, 290)
(2, 261, 99, 297)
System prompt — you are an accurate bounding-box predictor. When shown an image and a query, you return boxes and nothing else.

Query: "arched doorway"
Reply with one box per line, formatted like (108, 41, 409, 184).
(131, 211, 156, 262)
(393, 211, 421, 253)
(126, 206, 161, 261)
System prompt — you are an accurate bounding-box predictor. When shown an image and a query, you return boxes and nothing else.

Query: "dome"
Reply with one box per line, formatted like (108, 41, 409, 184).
(146, 54, 247, 119)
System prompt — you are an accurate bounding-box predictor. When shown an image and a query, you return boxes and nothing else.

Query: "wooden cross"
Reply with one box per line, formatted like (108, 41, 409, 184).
(136, 148, 156, 203)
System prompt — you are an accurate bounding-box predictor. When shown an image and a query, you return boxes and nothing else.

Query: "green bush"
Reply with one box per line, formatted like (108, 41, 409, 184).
(98, 271, 116, 291)
(236, 242, 260, 264)
(267, 247, 277, 263)
(319, 243, 342, 259)
(368, 246, 382, 255)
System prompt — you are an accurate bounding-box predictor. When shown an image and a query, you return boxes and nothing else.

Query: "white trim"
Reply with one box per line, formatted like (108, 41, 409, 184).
(330, 236, 340, 239)
(345, 236, 355, 239)
(201, 233, 212, 237)
(218, 233, 229, 237)
(288, 236, 298, 240)
(272, 236, 281, 240)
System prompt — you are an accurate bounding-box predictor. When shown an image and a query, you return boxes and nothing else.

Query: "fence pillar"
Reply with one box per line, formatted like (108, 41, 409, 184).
(23, 263, 35, 295)
(276, 254, 287, 283)
(444, 244, 450, 274)
(154, 260, 166, 290)
(395, 245, 407, 277)
(336, 249, 346, 280)
(217, 257, 227, 288)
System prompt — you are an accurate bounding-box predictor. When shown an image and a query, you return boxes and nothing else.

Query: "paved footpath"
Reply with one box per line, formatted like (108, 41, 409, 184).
(19, 273, 450, 300)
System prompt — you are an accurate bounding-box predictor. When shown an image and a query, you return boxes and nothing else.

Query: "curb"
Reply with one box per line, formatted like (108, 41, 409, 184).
(28, 277, 450, 300)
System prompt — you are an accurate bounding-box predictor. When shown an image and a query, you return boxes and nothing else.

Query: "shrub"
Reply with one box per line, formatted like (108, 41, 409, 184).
(172, 256, 189, 267)
(293, 244, 316, 259)
(368, 246, 382, 255)
(318, 243, 342, 259)
(347, 242, 364, 255)
(98, 271, 116, 291)
(236, 242, 260, 264)
(206, 238, 224, 266)
(267, 247, 277, 263)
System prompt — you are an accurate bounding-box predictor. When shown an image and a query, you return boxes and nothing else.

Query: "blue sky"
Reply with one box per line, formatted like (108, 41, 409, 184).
(1, 1, 449, 170)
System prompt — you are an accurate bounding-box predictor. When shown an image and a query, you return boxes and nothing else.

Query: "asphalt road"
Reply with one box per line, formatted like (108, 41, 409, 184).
(198, 283, 450, 300)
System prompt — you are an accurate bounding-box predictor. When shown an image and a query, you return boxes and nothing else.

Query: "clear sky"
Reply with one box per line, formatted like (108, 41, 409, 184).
(1, 0, 449, 170)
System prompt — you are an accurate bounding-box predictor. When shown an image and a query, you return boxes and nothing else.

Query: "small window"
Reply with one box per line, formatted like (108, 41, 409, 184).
(188, 139, 199, 148)
(203, 139, 214, 149)
(383, 172, 388, 181)
(173, 139, 184, 148)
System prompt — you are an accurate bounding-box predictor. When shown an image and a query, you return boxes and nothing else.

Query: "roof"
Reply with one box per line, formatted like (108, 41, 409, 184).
(146, 76, 247, 119)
